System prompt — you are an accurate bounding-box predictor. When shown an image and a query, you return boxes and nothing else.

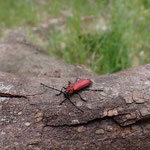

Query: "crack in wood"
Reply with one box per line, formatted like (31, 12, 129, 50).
(42, 116, 121, 128)
(0, 92, 28, 98)
(0, 89, 47, 99)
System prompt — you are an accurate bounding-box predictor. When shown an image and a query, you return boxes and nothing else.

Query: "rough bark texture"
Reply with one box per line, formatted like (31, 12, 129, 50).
(0, 30, 150, 150)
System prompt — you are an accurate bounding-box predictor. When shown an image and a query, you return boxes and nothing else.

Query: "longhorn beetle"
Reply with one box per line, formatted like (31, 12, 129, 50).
(40, 79, 103, 112)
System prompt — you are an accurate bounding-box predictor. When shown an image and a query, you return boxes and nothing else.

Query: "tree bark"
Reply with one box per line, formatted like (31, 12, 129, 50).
(0, 30, 150, 150)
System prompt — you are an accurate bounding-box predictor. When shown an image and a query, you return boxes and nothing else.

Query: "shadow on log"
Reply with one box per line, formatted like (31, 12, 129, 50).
(0, 30, 150, 150)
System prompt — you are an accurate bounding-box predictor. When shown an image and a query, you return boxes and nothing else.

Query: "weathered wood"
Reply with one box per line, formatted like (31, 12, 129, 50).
(0, 30, 150, 150)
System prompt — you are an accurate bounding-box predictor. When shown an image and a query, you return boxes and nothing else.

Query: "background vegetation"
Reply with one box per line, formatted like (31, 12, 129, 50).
(0, 0, 149, 74)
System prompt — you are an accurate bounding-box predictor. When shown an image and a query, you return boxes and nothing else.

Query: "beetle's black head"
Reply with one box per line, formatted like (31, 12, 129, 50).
(63, 91, 70, 97)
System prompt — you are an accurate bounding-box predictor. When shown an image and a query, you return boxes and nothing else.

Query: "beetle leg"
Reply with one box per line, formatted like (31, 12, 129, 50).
(59, 97, 83, 112)
(83, 89, 103, 92)
(68, 81, 71, 85)
(67, 97, 83, 112)
(59, 98, 67, 105)
(56, 87, 66, 96)
(75, 92, 87, 102)
(75, 78, 81, 82)
(83, 88, 106, 97)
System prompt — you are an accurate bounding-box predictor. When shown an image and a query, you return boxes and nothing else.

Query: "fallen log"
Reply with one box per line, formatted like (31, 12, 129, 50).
(0, 30, 150, 150)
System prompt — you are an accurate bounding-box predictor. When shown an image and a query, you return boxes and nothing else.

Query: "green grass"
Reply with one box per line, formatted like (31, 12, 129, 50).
(48, 0, 150, 74)
(0, 0, 40, 29)
(0, 0, 149, 74)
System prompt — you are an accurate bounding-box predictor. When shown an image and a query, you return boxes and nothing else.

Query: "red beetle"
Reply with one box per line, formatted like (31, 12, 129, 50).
(41, 79, 102, 112)
(61, 79, 91, 96)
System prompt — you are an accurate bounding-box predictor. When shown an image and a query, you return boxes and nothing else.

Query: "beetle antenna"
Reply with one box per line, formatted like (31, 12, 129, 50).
(40, 83, 61, 92)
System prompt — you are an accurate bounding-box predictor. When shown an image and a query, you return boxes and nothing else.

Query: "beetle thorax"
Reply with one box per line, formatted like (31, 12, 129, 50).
(66, 86, 74, 95)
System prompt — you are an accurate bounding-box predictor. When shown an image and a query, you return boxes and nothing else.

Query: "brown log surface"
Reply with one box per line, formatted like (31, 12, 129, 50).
(0, 30, 150, 150)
